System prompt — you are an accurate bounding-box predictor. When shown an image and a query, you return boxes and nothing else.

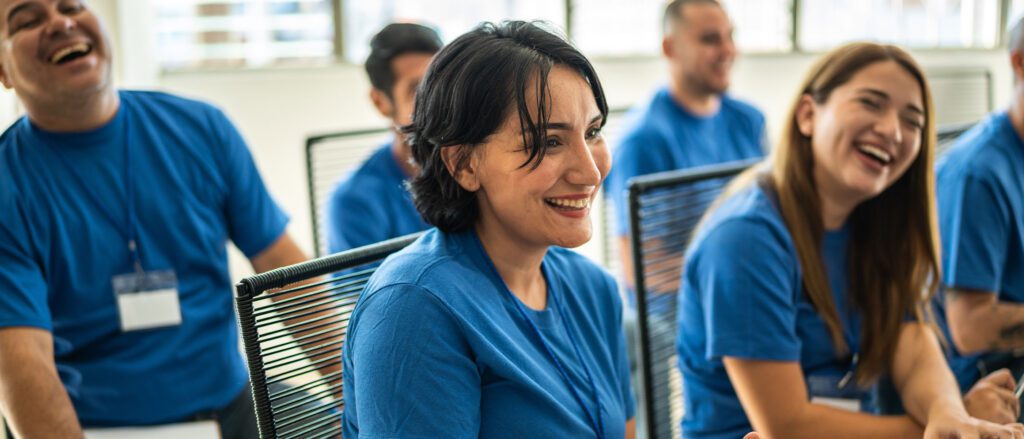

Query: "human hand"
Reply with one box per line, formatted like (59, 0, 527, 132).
(923, 403, 1024, 438)
(964, 368, 1020, 425)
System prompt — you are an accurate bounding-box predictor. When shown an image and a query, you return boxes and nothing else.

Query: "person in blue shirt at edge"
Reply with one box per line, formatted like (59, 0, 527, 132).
(342, 21, 635, 438)
(0, 1, 319, 437)
(676, 41, 1024, 438)
(325, 23, 441, 254)
(604, 0, 766, 292)
(933, 15, 1024, 425)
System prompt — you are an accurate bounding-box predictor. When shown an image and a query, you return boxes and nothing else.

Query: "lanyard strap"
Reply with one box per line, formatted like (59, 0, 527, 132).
(38, 113, 142, 272)
(473, 234, 605, 438)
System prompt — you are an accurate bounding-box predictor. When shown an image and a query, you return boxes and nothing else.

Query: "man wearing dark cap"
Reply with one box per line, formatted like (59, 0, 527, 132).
(325, 23, 442, 253)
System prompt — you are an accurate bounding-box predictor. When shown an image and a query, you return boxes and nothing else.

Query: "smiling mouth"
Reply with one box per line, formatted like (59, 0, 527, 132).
(544, 197, 589, 211)
(856, 143, 893, 167)
(50, 43, 92, 65)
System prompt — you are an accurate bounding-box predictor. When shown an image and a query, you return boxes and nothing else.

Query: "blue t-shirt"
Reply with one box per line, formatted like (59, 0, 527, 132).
(604, 88, 766, 235)
(342, 229, 635, 438)
(326, 143, 427, 254)
(677, 184, 865, 439)
(935, 111, 1024, 389)
(0, 90, 289, 426)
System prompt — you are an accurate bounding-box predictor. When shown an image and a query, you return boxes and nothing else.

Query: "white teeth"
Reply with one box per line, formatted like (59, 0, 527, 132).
(857, 144, 892, 164)
(546, 198, 589, 209)
(50, 43, 90, 64)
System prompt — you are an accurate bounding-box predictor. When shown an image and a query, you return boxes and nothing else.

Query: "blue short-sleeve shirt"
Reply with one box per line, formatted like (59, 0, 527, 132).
(935, 111, 1024, 389)
(604, 88, 766, 236)
(0, 90, 289, 426)
(677, 184, 864, 439)
(326, 143, 428, 254)
(342, 229, 634, 438)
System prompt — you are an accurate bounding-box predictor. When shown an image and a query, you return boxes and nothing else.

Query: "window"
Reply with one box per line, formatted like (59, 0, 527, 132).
(342, 0, 566, 64)
(154, 0, 335, 70)
(1010, 0, 1024, 28)
(722, 0, 792, 52)
(570, 0, 793, 57)
(798, 0, 1000, 51)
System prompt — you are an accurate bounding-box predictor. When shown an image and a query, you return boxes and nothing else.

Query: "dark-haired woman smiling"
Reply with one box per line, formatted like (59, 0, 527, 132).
(341, 21, 634, 438)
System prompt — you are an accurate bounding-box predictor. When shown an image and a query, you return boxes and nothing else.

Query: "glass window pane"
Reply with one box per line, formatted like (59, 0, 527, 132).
(570, 0, 663, 57)
(154, 0, 335, 70)
(343, 0, 566, 64)
(570, 0, 792, 57)
(799, 0, 1000, 51)
(1009, 0, 1024, 28)
(721, 0, 792, 52)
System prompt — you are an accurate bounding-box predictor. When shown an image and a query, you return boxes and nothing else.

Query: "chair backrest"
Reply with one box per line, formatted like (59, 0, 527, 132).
(936, 120, 976, 155)
(627, 159, 758, 439)
(305, 108, 629, 259)
(234, 233, 421, 439)
(306, 128, 391, 257)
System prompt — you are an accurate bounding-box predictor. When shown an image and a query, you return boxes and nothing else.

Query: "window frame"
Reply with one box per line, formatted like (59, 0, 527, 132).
(148, 0, 1021, 73)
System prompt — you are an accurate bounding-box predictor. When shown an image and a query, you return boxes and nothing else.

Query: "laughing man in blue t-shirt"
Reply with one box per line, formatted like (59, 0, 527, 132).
(0, 3, 310, 437)
(936, 18, 1024, 418)
(326, 23, 441, 254)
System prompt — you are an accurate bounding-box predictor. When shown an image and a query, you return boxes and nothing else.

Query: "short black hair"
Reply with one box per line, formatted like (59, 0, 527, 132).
(663, 0, 722, 34)
(405, 21, 608, 233)
(365, 23, 443, 99)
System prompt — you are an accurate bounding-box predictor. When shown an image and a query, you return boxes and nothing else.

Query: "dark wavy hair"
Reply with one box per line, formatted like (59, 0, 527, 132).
(404, 21, 608, 232)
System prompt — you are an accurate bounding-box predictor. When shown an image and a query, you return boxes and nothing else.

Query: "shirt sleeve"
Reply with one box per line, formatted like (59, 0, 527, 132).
(941, 172, 1010, 294)
(207, 108, 289, 258)
(346, 283, 480, 438)
(690, 217, 801, 361)
(0, 192, 51, 330)
(326, 181, 388, 254)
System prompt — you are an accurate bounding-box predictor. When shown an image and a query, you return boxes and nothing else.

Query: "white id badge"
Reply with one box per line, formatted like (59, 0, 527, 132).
(112, 270, 182, 332)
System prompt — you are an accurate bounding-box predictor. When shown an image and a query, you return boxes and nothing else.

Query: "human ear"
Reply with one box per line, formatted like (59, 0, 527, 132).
(441, 145, 480, 192)
(795, 94, 816, 137)
(369, 88, 394, 120)
(0, 59, 12, 89)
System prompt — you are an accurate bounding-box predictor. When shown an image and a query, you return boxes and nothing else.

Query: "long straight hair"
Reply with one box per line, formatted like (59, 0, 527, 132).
(718, 43, 941, 384)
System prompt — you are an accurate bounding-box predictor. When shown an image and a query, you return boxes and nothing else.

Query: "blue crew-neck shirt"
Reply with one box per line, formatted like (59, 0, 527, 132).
(677, 184, 866, 439)
(342, 229, 635, 438)
(326, 142, 427, 254)
(934, 111, 1024, 390)
(0, 90, 289, 426)
(604, 87, 766, 236)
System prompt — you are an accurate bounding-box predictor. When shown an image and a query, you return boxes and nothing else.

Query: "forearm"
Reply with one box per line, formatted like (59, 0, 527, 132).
(0, 330, 83, 439)
(891, 323, 966, 425)
(947, 288, 1024, 354)
(764, 404, 920, 439)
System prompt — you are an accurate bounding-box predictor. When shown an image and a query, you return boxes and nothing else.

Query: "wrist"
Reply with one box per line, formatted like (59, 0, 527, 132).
(927, 399, 968, 422)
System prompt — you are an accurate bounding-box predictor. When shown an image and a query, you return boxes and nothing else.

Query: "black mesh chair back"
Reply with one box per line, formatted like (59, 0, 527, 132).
(936, 121, 976, 155)
(306, 128, 391, 257)
(234, 233, 421, 439)
(627, 159, 758, 439)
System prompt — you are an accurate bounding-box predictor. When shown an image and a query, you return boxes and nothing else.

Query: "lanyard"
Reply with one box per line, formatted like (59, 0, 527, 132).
(473, 233, 605, 438)
(36, 113, 143, 273)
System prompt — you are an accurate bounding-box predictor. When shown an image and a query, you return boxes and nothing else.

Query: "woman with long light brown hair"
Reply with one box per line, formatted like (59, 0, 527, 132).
(675, 42, 1024, 438)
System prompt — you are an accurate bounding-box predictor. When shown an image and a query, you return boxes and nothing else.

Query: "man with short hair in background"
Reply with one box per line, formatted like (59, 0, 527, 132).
(0, 0, 310, 437)
(325, 23, 442, 254)
(604, 0, 767, 291)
